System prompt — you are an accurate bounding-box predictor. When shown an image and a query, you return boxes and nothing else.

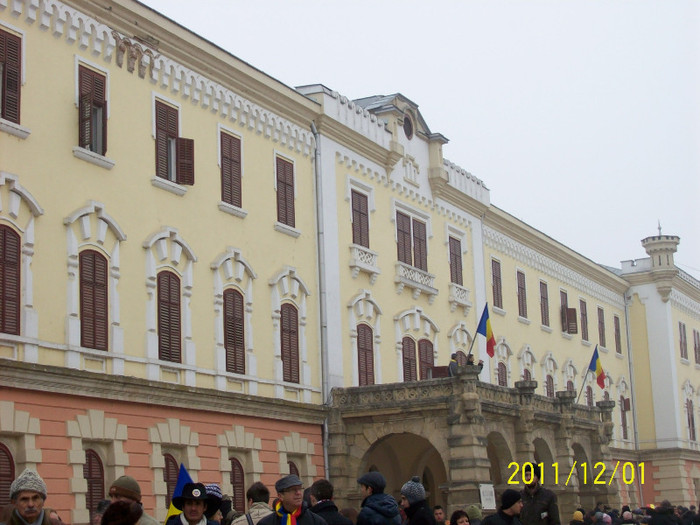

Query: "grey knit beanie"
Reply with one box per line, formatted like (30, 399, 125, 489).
(10, 469, 47, 501)
(400, 476, 426, 504)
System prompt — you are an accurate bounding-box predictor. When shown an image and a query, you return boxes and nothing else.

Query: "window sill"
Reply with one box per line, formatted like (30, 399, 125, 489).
(561, 332, 573, 340)
(581, 339, 592, 347)
(349, 244, 380, 284)
(151, 177, 187, 196)
(0, 118, 31, 139)
(615, 352, 624, 360)
(218, 201, 248, 218)
(274, 222, 301, 238)
(599, 345, 609, 353)
(681, 358, 690, 366)
(540, 325, 552, 333)
(73, 147, 115, 170)
(493, 306, 506, 316)
(517, 316, 531, 325)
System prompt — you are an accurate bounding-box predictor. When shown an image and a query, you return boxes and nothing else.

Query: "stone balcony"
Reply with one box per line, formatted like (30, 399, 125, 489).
(394, 261, 438, 303)
(448, 282, 472, 315)
(349, 244, 380, 284)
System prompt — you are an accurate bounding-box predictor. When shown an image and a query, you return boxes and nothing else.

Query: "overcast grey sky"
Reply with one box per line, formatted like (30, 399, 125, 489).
(140, 0, 700, 279)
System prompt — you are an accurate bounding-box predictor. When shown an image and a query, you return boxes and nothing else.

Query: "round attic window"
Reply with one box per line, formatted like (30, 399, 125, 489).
(403, 115, 413, 140)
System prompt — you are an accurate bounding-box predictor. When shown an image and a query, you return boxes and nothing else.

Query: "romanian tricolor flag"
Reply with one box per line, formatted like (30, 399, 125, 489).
(164, 463, 193, 525)
(476, 303, 496, 357)
(588, 345, 606, 389)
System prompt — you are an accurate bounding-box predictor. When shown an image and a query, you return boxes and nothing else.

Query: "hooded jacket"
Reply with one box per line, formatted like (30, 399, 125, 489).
(357, 493, 402, 525)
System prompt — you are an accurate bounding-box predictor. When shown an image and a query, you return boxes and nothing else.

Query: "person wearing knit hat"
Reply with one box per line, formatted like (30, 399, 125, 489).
(569, 511, 584, 525)
(481, 490, 522, 525)
(109, 476, 160, 525)
(520, 464, 560, 525)
(204, 484, 223, 521)
(356, 471, 401, 525)
(466, 505, 482, 525)
(399, 477, 435, 525)
(7, 469, 51, 525)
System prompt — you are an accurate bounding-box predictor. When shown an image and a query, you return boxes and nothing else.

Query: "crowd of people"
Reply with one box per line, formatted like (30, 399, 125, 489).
(0, 466, 697, 525)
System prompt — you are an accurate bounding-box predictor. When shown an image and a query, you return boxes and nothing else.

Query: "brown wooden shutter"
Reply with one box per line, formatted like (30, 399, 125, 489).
(78, 66, 107, 154)
(402, 337, 417, 382)
(567, 308, 578, 334)
(80, 250, 108, 351)
(498, 362, 507, 387)
(357, 323, 374, 386)
(83, 449, 104, 523)
(412, 219, 427, 271)
(176, 137, 195, 185)
(491, 259, 502, 309)
(579, 300, 588, 340)
(155, 101, 178, 180)
(229, 458, 245, 511)
(0, 443, 14, 507)
(418, 339, 433, 379)
(545, 375, 554, 398)
(597, 307, 606, 346)
(396, 211, 412, 265)
(276, 158, 295, 227)
(93, 72, 107, 155)
(163, 454, 178, 508)
(614, 315, 622, 354)
(158, 271, 181, 362)
(0, 226, 20, 335)
(221, 133, 242, 207)
(224, 289, 245, 374)
(560, 291, 568, 332)
(449, 237, 463, 285)
(1, 30, 21, 124)
(79, 92, 92, 150)
(517, 270, 527, 318)
(540, 281, 549, 326)
(281, 303, 299, 383)
(351, 191, 370, 248)
(288, 461, 299, 477)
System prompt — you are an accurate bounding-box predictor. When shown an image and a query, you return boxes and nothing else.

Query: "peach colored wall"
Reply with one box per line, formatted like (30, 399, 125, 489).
(3, 387, 324, 520)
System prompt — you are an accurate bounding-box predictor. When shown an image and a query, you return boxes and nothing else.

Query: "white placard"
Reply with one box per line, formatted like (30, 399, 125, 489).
(479, 483, 496, 510)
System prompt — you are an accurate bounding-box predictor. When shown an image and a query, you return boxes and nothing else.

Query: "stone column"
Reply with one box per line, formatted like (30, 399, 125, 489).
(554, 390, 578, 512)
(594, 400, 621, 509)
(514, 380, 538, 463)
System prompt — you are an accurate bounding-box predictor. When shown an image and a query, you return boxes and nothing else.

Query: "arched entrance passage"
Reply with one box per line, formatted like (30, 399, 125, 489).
(486, 431, 513, 492)
(533, 437, 556, 486)
(360, 432, 448, 507)
(572, 442, 595, 510)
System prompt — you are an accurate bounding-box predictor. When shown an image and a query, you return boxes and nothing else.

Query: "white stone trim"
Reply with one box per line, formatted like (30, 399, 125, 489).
(394, 307, 439, 378)
(347, 290, 383, 386)
(277, 431, 317, 488)
(217, 425, 264, 493)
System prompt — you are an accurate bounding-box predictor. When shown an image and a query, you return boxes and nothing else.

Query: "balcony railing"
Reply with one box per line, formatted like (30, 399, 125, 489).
(448, 282, 472, 315)
(349, 244, 380, 283)
(394, 261, 438, 303)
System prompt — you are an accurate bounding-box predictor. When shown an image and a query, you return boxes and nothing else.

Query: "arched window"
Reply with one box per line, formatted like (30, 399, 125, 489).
(288, 461, 299, 477)
(687, 400, 696, 442)
(0, 443, 15, 507)
(83, 449, 104, 523)
(523, 369, 532, 381)
(402, 337, 417, 382)
(357, 324, 374, 386)
(281, 303, 299, 383)
(163, 454, 179, 508)
(586, 386, 593, 407)
(224, 289, 245, 374)
(80, 250, 108, 350)
(418, 339, 433, 379)
(545, 375, 554, 398)
(621, 396, 630, 440)
(567, 380, 574, 392)
(497, 362, 507, 387)
(0, 225, 21, 335)
(455, 350, 467, 367)
(158, 271, 181, 362)
(230, 457, 245, 512)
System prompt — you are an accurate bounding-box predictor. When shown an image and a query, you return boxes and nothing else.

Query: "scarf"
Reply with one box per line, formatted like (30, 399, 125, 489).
(14, 510, 45, 525)
(275, 500, 301, 525)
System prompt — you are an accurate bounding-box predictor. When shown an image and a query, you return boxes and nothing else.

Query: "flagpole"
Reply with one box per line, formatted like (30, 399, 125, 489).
(576, 369, 591, 405)
(466, 331, 477, 358)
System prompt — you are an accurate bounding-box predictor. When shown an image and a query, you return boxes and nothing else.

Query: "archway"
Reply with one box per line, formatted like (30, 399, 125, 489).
(486, 431, 514, 492)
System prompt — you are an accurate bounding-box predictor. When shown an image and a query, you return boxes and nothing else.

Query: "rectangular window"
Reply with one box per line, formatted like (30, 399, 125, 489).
(560, 291, 577, 334)
(395, 211, 427, 271)
(220, 132, 242, 207)
(0, 29, 21, 124)
(517, 270, 527, 318)
(351, 190, 370, 248)
(78, 66, 107, 155)
(540, 281, 549, 326)
(155, 100, 194, 185)
(680, 322, 688, 360)
(449, 237, 463, 286)
(492, 259, 502, 309)
(276, 157, 295, 227)
(598, 307, 606, 347)
(614, 315, 622, 354)
(580, 300, 588, 341)
(0, 225, 21, 335)
(694, 329, 700, 364)
(80, 250, 108, 351)
(281, 303, 299, 383)
(223, 289, 245, 374)
(157, 271, 181, 363)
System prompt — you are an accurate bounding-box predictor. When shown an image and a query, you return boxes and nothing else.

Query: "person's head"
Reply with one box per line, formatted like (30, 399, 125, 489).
(602, 515, 612, 525)
(434, 506, 446, 522)
(274, 475, 304, 513)
(450, 510, 469, 525)
(357, 472, 386, 499)
(92, 499, 112, 525)
(204, 484, 223, 520)
(10, 469, 48, 522)
(100, 500, 143, 525)
(451, 353, 457, 360)
(467, 354, 475, 364)
(173, 483, 209, 525)
(247, 482, 270, 506)
(309, 479, 334, 505)
(399, 477, 426, 509)
(500, 489, 522, 516)
(572, 511, 584, 522)
(466, 505, 482, 522)
(109, 476, 142, 504)
(623, 512, 633, 521)
(523, 463, 541, 489)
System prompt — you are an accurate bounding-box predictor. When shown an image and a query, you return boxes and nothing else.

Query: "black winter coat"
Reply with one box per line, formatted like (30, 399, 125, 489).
(357, 493, 402, 525)
(403, 500, 436, 525)
(310, 501, 353, 525)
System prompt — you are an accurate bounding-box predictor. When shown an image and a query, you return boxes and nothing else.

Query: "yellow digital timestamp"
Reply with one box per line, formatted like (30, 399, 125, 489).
(506, 461, 645, 486)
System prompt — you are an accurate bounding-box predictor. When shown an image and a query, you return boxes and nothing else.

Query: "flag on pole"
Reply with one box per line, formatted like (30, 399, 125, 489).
(588, 345, 606, 389)
(164, 463, 193, 525)
(476, 303, 496, 357)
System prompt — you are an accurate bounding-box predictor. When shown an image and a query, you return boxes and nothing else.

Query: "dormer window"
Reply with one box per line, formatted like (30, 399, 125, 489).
(403, 114, 413, 139)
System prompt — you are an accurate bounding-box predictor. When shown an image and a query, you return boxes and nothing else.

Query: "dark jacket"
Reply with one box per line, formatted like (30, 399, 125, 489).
(165, 514, 219, 525)
(404, 500, 435, 525)
(311, 501, 353, 525)
(357, 493, 402, 525)
(4, 509, 52, 525)
(520, 486, 560, 525)
(258, 504, 327, 525)
(482, 511, 523, 525)
(650, 508, 680, 525)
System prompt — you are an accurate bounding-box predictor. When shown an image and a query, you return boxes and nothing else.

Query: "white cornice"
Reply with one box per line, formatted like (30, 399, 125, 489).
(670, 289, 700, 320)
(3, 0, 314, 156)
(484, 226, 626, 308)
